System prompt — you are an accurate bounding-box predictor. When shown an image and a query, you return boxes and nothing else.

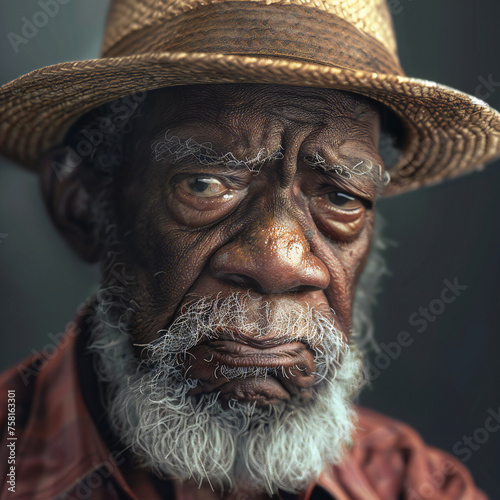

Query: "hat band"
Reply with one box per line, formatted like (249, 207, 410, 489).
(103, 2, 404, 76)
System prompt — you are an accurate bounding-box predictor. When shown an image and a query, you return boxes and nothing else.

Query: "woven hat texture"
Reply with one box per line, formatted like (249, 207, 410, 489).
(1, 0, 499, 195)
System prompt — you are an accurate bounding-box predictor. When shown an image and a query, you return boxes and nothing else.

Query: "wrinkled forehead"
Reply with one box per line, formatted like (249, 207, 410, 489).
(145, 84, 381, 158)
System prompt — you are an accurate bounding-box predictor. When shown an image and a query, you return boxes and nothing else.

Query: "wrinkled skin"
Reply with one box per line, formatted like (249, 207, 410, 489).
(40, 84, 384, 499)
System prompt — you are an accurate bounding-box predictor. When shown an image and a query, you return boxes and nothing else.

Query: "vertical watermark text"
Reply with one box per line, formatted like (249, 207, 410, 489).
(6, 389, 16, 493)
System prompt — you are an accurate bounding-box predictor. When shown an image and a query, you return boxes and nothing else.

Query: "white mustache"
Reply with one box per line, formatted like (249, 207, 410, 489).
(142, 292, 348, 385)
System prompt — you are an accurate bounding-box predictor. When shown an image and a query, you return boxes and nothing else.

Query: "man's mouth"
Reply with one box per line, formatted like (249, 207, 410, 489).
(184, 335, 319, 407)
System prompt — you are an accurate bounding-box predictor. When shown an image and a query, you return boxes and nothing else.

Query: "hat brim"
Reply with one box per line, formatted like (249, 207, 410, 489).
(1, 51, 500, 196)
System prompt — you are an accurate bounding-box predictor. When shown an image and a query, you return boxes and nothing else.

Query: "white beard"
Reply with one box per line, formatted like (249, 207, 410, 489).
(89, 294, 366, 495)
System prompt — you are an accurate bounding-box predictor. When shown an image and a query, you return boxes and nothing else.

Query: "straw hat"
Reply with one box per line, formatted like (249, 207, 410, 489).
(1, 0, 499, 195)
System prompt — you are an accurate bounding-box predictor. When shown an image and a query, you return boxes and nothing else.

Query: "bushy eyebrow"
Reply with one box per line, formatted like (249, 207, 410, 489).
(151, 132, 283, 173)
(303, 153, 391, 193)
(151, 132, 390, 193)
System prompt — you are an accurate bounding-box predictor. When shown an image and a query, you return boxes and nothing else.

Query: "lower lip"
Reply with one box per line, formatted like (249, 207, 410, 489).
(185, 340, 317, 405)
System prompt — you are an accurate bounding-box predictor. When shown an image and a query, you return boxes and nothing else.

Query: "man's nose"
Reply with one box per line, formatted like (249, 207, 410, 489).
(209, 218, 330, 294)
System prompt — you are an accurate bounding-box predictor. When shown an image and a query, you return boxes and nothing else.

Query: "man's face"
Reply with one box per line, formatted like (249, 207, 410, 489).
(105, 84, 382, 402)
(86, 84, 384, 492)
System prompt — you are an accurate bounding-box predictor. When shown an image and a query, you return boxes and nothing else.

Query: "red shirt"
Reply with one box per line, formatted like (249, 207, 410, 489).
(0, 313, 488, 500)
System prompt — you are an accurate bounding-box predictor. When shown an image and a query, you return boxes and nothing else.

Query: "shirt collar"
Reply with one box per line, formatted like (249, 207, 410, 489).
(12, 310, 139, 500)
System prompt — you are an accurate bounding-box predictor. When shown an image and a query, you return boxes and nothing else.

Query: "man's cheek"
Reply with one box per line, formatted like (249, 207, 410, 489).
(322, 249, 370, 335)
(128, 232, 223, 340)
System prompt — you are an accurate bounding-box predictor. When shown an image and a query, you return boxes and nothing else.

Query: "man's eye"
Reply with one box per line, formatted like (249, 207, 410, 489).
(179, 177, 229, 198)
(327, 192, 362, 211)
(169, 173, 246, 226)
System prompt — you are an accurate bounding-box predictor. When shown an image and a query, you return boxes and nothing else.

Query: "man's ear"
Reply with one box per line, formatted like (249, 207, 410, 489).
(39, 148, 102, 263)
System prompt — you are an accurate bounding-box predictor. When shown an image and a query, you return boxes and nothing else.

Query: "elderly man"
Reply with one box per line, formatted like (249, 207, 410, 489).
(0, 0, 499, 499)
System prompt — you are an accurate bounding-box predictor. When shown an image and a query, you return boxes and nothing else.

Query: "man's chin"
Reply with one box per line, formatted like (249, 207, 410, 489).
(201, 377, 294, 407)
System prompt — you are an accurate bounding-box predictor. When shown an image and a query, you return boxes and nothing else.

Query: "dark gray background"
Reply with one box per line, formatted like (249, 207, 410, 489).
(1, 0, 499, 496)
